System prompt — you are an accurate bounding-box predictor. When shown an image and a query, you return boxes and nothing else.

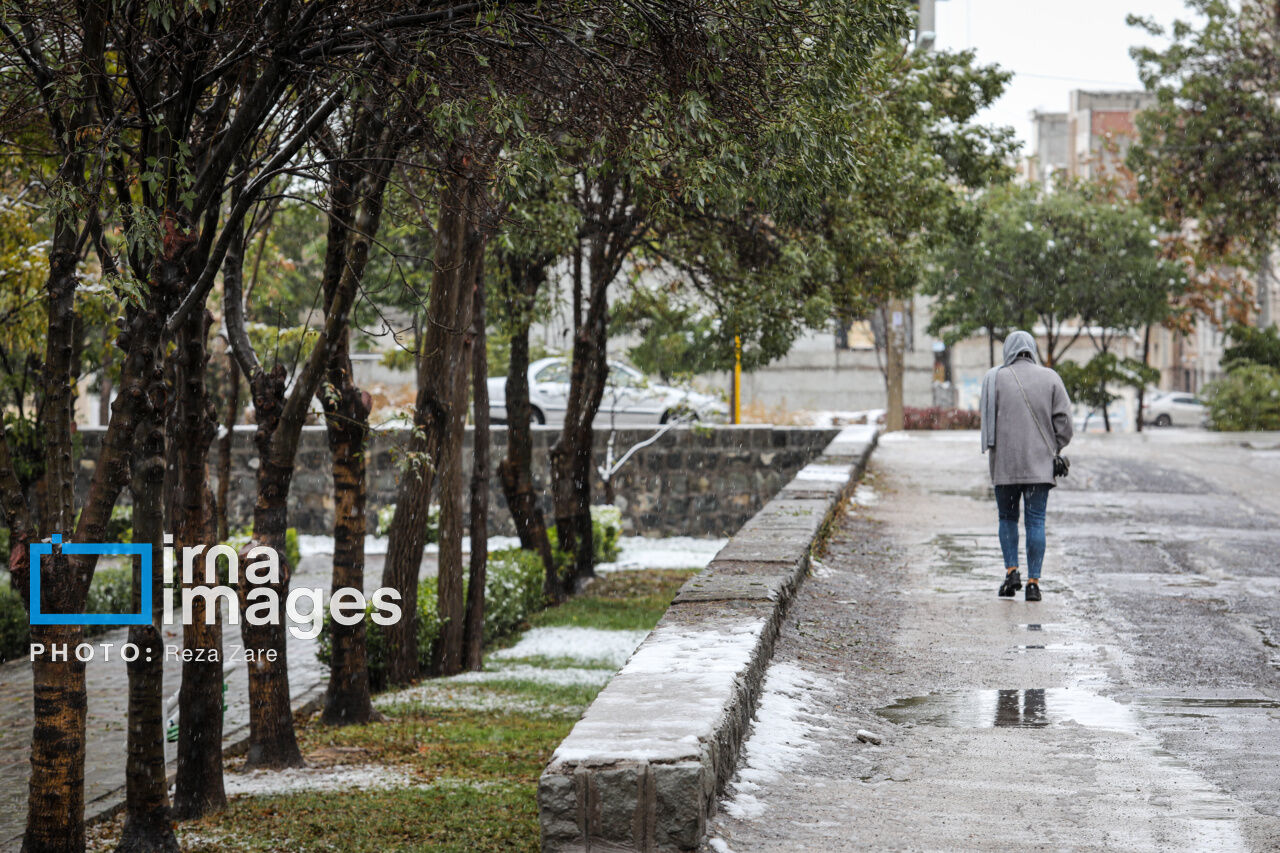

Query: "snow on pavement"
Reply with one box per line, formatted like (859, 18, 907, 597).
(721, 662, 835, 820)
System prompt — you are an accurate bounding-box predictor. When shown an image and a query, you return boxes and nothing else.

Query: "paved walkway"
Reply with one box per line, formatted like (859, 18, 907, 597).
(710, 431, 1280, 852)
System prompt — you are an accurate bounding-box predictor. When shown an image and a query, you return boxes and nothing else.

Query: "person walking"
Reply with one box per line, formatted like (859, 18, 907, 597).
(978, 331, 1073, 602)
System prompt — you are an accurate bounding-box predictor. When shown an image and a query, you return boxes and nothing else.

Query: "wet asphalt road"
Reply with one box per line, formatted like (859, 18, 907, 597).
(709, 430, 1280, 852)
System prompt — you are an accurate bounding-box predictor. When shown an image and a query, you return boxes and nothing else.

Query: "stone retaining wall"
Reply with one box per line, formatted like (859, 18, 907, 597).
(537, 425, 879, 851)
(71, 425, 837, 538)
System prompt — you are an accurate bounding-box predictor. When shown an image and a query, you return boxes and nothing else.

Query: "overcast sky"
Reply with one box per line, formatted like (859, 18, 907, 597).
(933, 0, 1197, 151)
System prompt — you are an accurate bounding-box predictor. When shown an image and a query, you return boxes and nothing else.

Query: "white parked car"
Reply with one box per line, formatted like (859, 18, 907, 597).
(1141, 391, 1207, 428)
(488, 357, 727, 426)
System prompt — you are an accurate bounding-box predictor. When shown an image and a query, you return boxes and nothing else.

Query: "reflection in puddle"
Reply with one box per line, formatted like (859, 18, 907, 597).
(1011, 643, 1085, 654)
(876, 688, 1138, 732)
(995, 689, 1047, 727)
(878, 689, 1280, 731)
(1024, 623, 1043, 632)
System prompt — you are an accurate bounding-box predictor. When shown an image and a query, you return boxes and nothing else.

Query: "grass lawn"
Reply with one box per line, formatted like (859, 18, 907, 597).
(95, 567, 697, 852)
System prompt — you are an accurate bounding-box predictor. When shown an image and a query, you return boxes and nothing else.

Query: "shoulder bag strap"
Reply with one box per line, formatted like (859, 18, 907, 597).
(1007, 365, 1057, 457)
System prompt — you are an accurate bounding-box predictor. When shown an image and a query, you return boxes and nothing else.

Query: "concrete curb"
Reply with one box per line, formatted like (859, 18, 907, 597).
(538, 425, 880, 852)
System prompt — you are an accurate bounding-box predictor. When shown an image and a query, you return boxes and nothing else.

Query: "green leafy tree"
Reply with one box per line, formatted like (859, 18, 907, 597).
(926, 184, 1187, 367)
(1130, 3, 1280, 254)
(1058, 353, 1160, 432)
(1221, 323, 1280, 373)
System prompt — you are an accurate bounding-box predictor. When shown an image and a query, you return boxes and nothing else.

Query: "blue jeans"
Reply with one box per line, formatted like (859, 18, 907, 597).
(995, 484, 1051, 580)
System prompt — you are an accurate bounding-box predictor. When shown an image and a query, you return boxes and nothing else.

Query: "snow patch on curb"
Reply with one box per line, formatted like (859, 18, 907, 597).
(721, 662, 834, 820)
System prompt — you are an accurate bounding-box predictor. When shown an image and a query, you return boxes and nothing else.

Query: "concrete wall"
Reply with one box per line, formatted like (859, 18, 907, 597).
(72, 425, 838, 538)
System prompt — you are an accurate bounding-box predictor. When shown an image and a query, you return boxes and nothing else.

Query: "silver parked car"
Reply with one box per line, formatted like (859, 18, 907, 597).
(1141, 391, 1207, 428)
(488, 357, 727, 426)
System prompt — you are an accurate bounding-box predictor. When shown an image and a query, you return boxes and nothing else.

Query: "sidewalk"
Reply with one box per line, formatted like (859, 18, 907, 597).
(709, 431, 1280, 852)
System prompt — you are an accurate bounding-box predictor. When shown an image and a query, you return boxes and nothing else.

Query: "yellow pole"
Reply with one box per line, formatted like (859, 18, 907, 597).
(733, 335, 742, 424)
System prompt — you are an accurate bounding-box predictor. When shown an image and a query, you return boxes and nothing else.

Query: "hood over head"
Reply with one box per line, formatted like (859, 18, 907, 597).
(1003, 330, 1039, 366)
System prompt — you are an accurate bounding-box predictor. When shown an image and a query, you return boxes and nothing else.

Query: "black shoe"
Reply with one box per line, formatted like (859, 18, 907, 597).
(1025, 582, 1042, 602)
(999, 570, 1022, 597)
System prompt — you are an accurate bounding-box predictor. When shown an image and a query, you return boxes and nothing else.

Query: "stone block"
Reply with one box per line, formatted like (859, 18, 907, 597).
(653, 761, 708, 850)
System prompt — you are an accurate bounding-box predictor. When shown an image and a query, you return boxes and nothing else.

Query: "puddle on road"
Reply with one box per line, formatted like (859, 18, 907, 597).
(877, 689, 1280, 731)
(876, 688, 1137, 732)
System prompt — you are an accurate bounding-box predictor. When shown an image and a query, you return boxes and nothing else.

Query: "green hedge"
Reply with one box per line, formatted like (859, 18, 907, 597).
(1203, 363, 1280, 431)
(317, 547, 545, 691)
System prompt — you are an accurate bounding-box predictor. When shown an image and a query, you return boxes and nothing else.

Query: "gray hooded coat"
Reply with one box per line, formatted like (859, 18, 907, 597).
(979, 331, 1074, 487)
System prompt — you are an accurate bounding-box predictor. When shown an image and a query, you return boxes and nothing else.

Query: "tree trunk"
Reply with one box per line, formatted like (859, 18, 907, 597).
(884, 298, 906, 431)
(321, 134, 393, 724)
(116, 365, 178, 853)
(382, 171, 477, 684)
(170, 308, 227, 819)
(550, 243, 611, 589)
(434, 232, 482, 677)
(98, 348, 113, 427)
(224, 145, 371, 762)
(1136, 324, 1152, 433)
(23, 624, 87, 853)
(464, 256, 489, 671)
(321, 371, 375, 723)
(215, 353, 240, 543)
(240, 366, 305, 768)
(496, 257, 557, 599)
(23, 213, 89, 853)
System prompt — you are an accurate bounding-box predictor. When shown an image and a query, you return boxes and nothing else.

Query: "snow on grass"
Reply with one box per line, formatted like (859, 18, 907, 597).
(298, 533, 389, 557)
(446, 663, 615, 687)
(491, 626, 649, 669)
(721, 662, 834, 820)
(596, 536, 727, 572)
(373, 681, 580, 716)
(424, 535, 520, 555)
(222, 764, 417, 796)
